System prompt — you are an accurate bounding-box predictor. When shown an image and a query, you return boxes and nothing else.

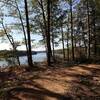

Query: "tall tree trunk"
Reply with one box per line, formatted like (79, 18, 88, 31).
(51, 1, 55, 62)
(82, 34, 87, 57)
(82, 26, 87, 57)
(52, 32, 55, 61)
(38, 0, 52, 66)
(47, 0, 51, 66)
(87, 0, 91, 59)
(66, 15, 70, 61)
(61, 20, 65, 60)
(79, 40, 82, 58)
(93, 8, 97, 56)
(38, 0, 48, 56)
(70, 0, 75, 61)
(66, 30, 69, 61)
(24, 0, 33, 66)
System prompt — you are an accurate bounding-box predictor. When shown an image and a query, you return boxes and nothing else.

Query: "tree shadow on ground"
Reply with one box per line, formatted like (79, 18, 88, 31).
(0, 64, 100, 100)
(5, 82, 72, 100)
(32, 64, 100, 98)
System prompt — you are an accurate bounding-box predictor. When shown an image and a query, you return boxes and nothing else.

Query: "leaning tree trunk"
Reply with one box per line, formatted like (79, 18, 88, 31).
(15, 0, 29, 61)
(1, 21, 20, 65)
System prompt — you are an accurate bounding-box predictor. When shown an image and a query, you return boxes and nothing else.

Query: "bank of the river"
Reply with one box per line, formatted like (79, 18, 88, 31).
(0, 50, 38, 57)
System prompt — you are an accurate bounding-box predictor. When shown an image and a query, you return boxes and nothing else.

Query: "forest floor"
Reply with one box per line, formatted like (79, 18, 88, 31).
(0, 63, 100, 100)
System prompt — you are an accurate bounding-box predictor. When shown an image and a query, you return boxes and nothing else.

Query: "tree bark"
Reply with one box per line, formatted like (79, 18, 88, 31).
(38, 0, 52, 66)
(70, 0, 75, 61)
(93, 8, 97, 56)
(24, 0, 33, 67)
(47, 0, 52, 65)
(61, 20, 65, 60)
(87, 0, 91, 59)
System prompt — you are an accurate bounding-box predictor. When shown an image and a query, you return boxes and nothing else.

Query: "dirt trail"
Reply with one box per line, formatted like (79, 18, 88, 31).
(0, 64, 100, 100)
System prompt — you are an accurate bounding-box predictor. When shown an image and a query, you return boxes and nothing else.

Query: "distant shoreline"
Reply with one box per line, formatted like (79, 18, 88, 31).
(0, 50, 46, 57)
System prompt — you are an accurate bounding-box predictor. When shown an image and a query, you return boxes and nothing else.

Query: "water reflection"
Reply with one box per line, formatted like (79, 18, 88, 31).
(0, 52, 46, 67)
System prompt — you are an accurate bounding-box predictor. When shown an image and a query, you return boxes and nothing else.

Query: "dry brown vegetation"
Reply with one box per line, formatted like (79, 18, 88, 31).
(0, 64, 100, 100)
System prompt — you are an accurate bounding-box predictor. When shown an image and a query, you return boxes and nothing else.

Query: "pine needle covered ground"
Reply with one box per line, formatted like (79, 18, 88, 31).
(0, 64, 100, 100)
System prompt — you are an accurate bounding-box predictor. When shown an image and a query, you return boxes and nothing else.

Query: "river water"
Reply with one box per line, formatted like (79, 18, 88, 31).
(0, 52, 46, 67)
